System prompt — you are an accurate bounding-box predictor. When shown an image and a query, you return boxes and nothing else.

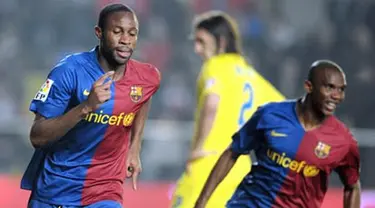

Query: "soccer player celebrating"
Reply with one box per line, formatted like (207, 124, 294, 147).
(171, 11, 284, 208)
(194, 60, 361, 208)
(21, 4, 160, 208)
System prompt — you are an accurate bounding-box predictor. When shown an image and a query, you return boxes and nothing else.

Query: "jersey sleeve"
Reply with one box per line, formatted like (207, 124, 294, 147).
(144, 64, 161, 101)
(151, 65, 161, 93)
(29, 60, 75, 119)
(201, 61, 222, 95)
(231, 106, 265, 155)
(334, 133, 360, 186)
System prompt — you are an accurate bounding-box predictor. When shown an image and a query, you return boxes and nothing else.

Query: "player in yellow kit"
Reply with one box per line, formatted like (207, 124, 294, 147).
(171, 11, 285, 208)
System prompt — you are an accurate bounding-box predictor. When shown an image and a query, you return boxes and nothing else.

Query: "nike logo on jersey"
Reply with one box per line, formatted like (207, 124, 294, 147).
(83, 89, 90, 96)
(271, 130, 287, 137)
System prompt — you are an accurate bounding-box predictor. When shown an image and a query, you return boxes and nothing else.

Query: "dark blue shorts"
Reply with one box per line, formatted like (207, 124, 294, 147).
(28, 199, 122, 208)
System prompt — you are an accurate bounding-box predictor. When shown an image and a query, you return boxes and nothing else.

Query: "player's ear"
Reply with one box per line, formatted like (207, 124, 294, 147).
(218, 36, 227, 53)
(304, 80, 313, 93)
(95, 26, 102, 40)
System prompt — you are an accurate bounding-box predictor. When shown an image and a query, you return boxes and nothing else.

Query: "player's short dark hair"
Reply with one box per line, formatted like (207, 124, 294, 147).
(307, 60, 344, 84)
(98, 4, 134, 30)
(193, 10, 242, 54)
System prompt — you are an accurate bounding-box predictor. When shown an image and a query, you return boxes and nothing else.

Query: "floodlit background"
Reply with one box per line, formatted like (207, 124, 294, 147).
(0, 0, 374, 207)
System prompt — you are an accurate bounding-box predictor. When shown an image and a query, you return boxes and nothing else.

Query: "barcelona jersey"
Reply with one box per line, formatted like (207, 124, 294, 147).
(21, 47, 161, 206)
(229, 100, 360, 208)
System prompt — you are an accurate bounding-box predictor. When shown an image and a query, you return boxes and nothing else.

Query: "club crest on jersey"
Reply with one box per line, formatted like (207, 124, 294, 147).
(314, 142, 331, 159)
(130, 86, 143, 103)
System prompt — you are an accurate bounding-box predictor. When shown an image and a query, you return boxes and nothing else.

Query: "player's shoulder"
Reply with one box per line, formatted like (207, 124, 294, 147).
(325, 116, 356, 142)
(49, 54, 77, 77)
(259, 99, 296, 114)
(203, 53, 235, 69)
(210, 53, 246, 66)
(204, 54, 225, 66)
(202, 54, 244, 78)
(50, 50, 93, 75)
(201, 56, 220, 75)
(129, 59, 161, 86)
(254, 100, 297, 127)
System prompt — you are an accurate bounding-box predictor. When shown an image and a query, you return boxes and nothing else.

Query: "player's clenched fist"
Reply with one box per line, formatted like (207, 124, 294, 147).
(85, 71, 114, 111)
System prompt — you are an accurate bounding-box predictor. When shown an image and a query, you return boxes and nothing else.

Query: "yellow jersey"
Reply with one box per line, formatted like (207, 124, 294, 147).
(195, 53, 285, 151)
(171, 53, 285, 208)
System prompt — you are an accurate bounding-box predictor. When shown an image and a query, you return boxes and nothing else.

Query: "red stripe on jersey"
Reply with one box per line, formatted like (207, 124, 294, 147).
(81, 86, 130, 206)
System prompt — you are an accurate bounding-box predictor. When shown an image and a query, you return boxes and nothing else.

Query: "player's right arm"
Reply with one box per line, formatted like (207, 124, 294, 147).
(194, 107, 265, 208)
(30, 62, 114, 148)
(193, 146, 239, 208)
(335, 132, 361, 208)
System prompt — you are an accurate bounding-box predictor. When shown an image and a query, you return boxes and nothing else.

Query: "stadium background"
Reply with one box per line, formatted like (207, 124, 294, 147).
(0, 0, 374, 207)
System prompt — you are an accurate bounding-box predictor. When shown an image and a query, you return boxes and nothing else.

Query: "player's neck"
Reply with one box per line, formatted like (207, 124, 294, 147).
(297, 97, 326, 131)
(97, 50, 127, 81)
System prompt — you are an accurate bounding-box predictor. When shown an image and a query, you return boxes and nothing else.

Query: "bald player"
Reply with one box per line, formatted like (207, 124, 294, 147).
(195, 60, 361, 208)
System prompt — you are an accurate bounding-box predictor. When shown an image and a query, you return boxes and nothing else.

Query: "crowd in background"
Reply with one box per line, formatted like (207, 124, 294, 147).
(0, 0, 374, 128)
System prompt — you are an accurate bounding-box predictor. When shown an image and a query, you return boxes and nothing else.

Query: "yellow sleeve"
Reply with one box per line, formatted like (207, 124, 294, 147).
(201, 60, 222, 95)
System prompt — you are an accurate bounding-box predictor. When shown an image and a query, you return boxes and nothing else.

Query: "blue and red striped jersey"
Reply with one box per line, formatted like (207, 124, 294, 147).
(21, 47, 160, 206)
(229, 100, 360, 208)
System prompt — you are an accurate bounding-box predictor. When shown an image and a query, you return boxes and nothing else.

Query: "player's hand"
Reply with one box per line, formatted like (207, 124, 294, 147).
(125, 148, 142, 191)
(85, 71, 114, 111)
(185, 149, 217, 175)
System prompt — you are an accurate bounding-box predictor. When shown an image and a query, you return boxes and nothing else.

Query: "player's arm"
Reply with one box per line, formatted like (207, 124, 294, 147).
(335, 134, 361, 208)
(194, 107, 264, 208)
(125, 98, 152, 190)
(343, 180, 361, 208)
(30, 71, 114, 148)
(129, 98, 151, 151)
(190, 93, 219, 151)
(31, 105, 92, 148)
(190, 65, 221, 161)
(194, 146, 239, 208)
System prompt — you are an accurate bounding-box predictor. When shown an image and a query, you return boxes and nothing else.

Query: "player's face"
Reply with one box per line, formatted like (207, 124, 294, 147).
(96, 11, 139, 65)
(305, 69, 346, 116)
(194, 29, 217, 61)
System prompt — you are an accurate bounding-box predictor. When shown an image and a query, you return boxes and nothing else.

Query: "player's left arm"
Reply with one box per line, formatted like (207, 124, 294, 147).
(344, 180, 361, 208)
(126, 66, 161, 189)
(189, 93, 219, 156)
(126, 98, 152, 190)
(189, 64, 221, 164)
(335, 133, 361, 208)
(130, 98, 151, 152)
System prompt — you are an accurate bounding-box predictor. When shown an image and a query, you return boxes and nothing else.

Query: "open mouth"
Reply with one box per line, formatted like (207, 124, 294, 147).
(324, 101, 337, 112)
(116, 49, 132, 59)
